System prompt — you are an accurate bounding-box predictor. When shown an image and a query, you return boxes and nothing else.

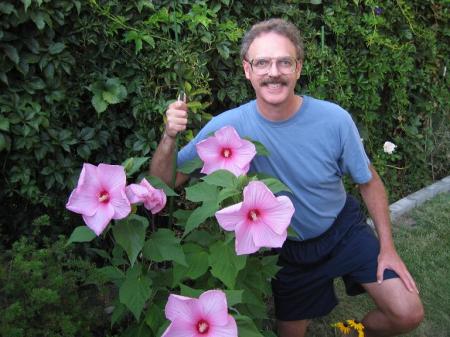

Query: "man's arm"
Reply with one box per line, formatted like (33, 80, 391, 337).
(150, 100, 190, 188)
(358, 165, 418, 293)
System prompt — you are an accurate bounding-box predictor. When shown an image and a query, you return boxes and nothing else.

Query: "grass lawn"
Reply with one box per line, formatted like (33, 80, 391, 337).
(306, 192, 450, 337)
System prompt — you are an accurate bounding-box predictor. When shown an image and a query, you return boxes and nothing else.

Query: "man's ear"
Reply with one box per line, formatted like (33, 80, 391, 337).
(296, 61, 303, 79)
(243, 60, 251, 80)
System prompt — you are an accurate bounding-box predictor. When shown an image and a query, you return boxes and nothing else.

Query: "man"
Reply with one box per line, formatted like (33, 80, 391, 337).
(150, 19, 423, 337)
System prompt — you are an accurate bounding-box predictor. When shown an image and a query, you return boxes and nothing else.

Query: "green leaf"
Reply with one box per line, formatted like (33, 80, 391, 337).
(111, 303, 127, 327)
(217, 43, 230, 59)
(141, 34, 155, 48)
(259, 177, 292, 194)
(0, 133, 9, 152)
(0, 2, 15, 14)
(177, 157, 203, 174)
(146, 175, 178, 196)
(201, 169, 238, 188)
(179, 284, 244, 307)
(66, 226, 96, 246)
(3, 45, 19, 64)
(122, 157, 149, 177)
(119, 265, 152, 320)
(173, 209, 192, 228)
(185, 182, 219, 202)
(0, 72, 8, 85)
(30, 11, 46, 30)
(180, 284, 203, 297)
(103, 78, 127, 104)
(48, 42, 65, 55)
(253, 140, 270, 156)
(0, 117, 10, 131)
(218, 187, 241, 203)
(145, 304, 165, 335)
(310, 0, 322, 3)
(236, 315, 265, 337)
(209, 239, 247, 289)
(95, 266, 125, 283)
(143, 228, 187, 266)
(92, 95, 108, 113)
(113, 215, 149, 266)
(184, 200, 219, 237)
(22, 0, 32, 11)
(172, 243, 209, 285)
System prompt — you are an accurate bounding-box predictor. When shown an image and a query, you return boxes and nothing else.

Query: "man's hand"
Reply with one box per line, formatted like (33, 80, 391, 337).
(165, 99, 188, 139)
(377, 248, 419, 294)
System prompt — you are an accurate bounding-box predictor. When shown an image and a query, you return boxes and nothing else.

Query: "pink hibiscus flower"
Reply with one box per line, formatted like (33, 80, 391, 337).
(215, 181, 295, 255)
(196, 126, 256, 177)
(125, 178, 167, 214)
(162, 290, 237, 337)
(66, 163, 131, 235)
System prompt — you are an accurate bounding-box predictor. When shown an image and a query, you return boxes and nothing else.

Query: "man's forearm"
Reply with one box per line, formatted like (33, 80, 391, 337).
(150, 132, 178, 186)
(359, 166, 395, 251)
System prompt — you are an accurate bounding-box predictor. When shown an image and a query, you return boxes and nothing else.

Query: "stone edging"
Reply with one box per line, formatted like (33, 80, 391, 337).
(367, 175, 450, 228)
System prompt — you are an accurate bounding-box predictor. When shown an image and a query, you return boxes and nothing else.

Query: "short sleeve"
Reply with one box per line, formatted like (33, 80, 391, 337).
(338, 116, 372, 184)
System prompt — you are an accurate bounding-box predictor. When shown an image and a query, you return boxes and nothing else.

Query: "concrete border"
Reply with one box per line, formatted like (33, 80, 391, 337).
(367, 175, 450, 228)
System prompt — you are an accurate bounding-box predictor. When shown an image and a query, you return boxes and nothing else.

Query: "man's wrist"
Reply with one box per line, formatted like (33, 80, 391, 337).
(162, 131, 177, 141)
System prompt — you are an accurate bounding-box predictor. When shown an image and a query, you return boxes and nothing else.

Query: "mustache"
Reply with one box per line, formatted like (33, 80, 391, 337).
(260, 78, 288, 86)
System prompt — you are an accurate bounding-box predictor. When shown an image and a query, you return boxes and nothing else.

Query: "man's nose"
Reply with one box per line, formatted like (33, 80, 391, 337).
(267, 60, 280, 76)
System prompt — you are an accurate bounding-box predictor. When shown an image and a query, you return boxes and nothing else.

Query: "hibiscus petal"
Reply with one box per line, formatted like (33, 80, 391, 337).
(214, 126, 244, 149)
(66, 187, 99, 216)
(243, 181, 278, 210)
(96, 164, 127, 191)
(232, 140, 256, 170)
(161, 320, 197, 337)
(215, 203, 244, 231)
(210, 315, 238, 337)
(165, 294, 197, 322)
(145, 189, 167, 214)
(109, 188, 131, 219)
(125, 184, 148, 204)
(251, 221, 287, 249)
(198, 290, 228, 326)
(82, 203, 115, 236)
(234, 221, 259, 255)
(196, 137, 222, 162)
(261, 195, 295, 235)
(78, 163, 102, 189)
(221, 159, 248, 177)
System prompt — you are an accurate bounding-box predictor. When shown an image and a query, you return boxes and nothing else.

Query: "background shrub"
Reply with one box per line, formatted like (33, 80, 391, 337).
(0, 0, 448, 244)
(0, 233, 109, 337)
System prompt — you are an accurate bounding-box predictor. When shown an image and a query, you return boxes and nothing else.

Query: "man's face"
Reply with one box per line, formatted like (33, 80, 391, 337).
(243, 32, 302, 107)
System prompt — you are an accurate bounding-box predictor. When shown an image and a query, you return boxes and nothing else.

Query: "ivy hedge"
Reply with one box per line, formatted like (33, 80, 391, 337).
(0, 0, 449, 243)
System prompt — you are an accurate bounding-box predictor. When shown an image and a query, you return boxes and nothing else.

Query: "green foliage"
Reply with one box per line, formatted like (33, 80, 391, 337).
(0, 0, 448, 243)
(69, 167, 286, 336)
(0, 236, 108, 337)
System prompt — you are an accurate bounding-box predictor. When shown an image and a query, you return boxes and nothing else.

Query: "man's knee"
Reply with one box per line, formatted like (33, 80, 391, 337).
(388, 298, 424, 332)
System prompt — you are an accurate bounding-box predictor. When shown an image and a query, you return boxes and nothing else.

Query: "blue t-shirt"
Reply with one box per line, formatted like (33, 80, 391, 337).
(178, 95, 372, 240)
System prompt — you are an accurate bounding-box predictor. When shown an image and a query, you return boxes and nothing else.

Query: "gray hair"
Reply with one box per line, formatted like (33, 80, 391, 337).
(240, 18, 304, 62)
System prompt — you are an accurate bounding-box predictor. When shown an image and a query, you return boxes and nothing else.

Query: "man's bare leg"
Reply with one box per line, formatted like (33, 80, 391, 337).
(278, 319, 310, 337)
(361, 278, 423, 337)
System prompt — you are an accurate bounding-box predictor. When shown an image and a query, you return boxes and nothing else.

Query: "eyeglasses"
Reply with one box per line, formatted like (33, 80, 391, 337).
(245, 56, 298, 75)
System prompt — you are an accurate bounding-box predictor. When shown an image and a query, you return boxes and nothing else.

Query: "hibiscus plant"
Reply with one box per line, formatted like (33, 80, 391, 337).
(66, 126, 295, 337)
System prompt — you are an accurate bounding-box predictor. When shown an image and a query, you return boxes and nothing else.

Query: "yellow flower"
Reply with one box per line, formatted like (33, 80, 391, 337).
(332, 321, 351, 334)
(347, 319, 365, 332)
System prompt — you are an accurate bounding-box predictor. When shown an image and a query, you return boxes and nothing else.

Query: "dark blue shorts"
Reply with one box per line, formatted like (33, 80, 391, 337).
(271, 195, 398, 321)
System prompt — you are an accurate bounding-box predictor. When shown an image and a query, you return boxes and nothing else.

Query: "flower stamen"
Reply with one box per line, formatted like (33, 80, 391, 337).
(222, 148, 232, 158)
(98, 191, 109, 203)
(197, 320, 209, 334)
(248, 209, 259, 221)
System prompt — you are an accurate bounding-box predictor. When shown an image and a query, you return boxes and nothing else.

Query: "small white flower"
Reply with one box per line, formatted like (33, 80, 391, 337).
(383, 141, 397, 154)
